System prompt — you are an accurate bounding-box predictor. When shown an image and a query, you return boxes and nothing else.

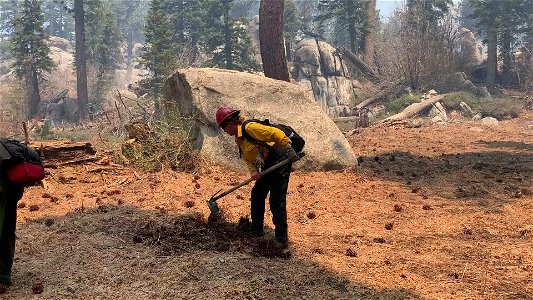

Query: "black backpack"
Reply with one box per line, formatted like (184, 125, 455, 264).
(242, 119, 305, 153)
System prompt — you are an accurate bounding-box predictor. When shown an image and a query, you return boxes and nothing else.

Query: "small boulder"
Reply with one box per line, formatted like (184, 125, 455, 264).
(481, 117, 499, 126)
(432, 116, 446, 124)
(460, 80, 477, 93)
(429, 102, 447, 120)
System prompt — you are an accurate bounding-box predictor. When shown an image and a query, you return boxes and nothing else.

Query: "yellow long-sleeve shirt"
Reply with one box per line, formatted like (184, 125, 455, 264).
(236, 121, 291, 172)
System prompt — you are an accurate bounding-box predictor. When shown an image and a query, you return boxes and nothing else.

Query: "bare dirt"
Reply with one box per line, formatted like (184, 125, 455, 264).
(4, 113, 533, 299)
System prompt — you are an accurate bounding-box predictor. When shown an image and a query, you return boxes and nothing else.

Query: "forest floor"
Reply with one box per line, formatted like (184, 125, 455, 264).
(3, 112, 533, 299)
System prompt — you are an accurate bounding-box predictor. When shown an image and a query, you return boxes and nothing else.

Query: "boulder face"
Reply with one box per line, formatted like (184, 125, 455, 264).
(292, 38, 372, 118)
(164, 68, 358, 171)
(436, 72, 492, 97)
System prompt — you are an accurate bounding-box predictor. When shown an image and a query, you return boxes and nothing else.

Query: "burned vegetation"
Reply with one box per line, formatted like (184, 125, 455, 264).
(133, 211, 290, 259)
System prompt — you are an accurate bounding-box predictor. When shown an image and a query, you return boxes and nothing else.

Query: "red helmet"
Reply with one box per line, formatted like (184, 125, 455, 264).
(215, 106, 239, 127)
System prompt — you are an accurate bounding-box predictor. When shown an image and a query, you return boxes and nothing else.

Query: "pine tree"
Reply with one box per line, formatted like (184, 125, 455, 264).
(229, 0, 255, 18)
(0, 0, 20, 60)
(111, 0, 147, 76)
(406, 0, 452, 25)
(85, 0, 122, 105)
(283, 0, 300, 61)
(43, 0, 74, 41)
(296, 0, 321, 37)
(141, 0, 179, 101)
(463, 0, 532, 88)
(10, 0, 54, 118)
(203, 0, 259, 72)
(317, 0, 369, 54)
(166, 0, 205, 65)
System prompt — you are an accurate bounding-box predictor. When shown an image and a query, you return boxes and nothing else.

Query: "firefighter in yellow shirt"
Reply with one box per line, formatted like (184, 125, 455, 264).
(215, 107, 298, 246)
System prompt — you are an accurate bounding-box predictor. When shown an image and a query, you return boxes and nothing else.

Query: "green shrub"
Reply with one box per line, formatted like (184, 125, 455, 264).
(476, 98, 522, 120)
(384, 94, 419, 114)
(121, 121, 199, 172)
(443, 92, 522, 120)
(371, 109, 389, 121)
(442, 92, 477, 111)
(34, 122, 54, 138)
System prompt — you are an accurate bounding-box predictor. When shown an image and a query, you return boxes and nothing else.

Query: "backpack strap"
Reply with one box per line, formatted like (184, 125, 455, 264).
(241, 120, 270, 148)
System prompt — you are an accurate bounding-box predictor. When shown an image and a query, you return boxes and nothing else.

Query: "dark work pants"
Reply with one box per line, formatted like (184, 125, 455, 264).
(0, 178, 23, 285)
(250, 159, 292, 241)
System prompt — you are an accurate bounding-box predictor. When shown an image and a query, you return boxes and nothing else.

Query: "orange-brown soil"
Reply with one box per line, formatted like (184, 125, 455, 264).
(4, 113, 533, 299)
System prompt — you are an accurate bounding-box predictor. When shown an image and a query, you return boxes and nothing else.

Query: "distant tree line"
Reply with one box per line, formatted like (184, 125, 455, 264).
(1, 0, 531, 121)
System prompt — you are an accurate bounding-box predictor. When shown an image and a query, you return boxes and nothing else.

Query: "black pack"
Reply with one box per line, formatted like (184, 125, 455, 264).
(0, 139, 43, 169)
(242, 119, 305, 153)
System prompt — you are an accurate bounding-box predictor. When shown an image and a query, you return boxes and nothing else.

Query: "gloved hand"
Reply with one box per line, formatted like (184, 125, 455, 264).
(282, 144, 299, 163)
(254, 153, 265, 171)
(251, 170, 261, 180)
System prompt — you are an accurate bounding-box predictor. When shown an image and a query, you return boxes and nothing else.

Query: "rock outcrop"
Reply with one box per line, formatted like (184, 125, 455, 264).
(292, 39, 374, 117)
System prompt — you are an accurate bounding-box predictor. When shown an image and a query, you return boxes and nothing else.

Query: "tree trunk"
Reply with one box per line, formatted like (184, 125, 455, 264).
(363, 0, 377, 70)
(259, 0, 289, 82)
(74, 0, 89, 123)
(486, 26, 497, 90)
(339, 48, 380, 83)
(355, 81, 405, 110)
(30, 68, 41, 118)
(25, 65, 41, 119)
(501, 32, 512, 87)
(223, 0, 233, 70)
(347, 0, 357, 54)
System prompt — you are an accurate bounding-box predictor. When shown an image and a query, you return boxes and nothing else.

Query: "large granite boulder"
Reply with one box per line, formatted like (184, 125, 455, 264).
(163, 68, 358, 171)
(292, 38, 373, 117)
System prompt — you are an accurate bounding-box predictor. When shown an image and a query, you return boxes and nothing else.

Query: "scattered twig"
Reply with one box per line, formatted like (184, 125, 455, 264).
(202, 85, 222, 94)
(99, 104, 113, 125)
(115, 101, 124, 126)
(22, 121, 30, 144)
(117, 177, 129, 185)
(117, 90, 134, 119)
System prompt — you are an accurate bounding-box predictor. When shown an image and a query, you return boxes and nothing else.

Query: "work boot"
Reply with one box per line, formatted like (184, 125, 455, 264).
(248, 225, 264, 238)
(273, 236, 288, 249)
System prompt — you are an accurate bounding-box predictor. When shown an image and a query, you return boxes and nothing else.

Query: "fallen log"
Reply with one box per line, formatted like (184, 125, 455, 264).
(381, 94, 447, 124)
(48, 156, 99, 167)
(41, 142, 96, 158)
(337, 48, 381, 83)
(40, 142, 98, 164)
